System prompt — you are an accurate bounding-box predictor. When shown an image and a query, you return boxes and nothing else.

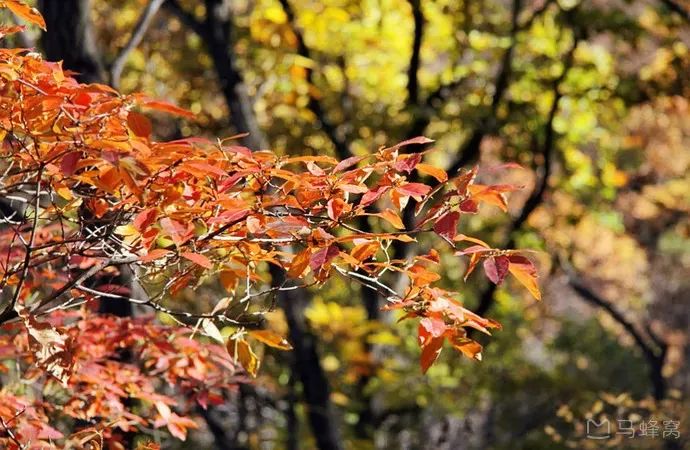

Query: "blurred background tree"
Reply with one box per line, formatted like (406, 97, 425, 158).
(6, 0, 688, 448)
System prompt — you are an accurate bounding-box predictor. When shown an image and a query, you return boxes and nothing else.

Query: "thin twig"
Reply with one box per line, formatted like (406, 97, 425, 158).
(110, 0, 166, 89)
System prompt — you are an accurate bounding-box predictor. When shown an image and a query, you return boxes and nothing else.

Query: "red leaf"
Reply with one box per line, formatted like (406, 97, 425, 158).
(483, 255, 510, 285)
(181, 252, 213, 269)
(394, 153, 422, 174)
(60, 151, 80, 176)
(127, 111, 152, 138)
(433, 211, 460, 244)
(160, 218, 193, 245)
(306, 161, 326, 176)
(459, 199, 479, 214)
(208, 208, 250, 225)
(333, 155, 364, 173)
(133, 208, 158, 232)
(390, 136, 434, 149)
(397, 182, 431, 198)
(360, 186, 390, 207)
(419, 317, 446, 340)
(309, 244, 339, 271)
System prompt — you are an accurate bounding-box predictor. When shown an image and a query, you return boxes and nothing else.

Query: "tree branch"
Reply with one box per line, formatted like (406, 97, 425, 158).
(473, 29, 579, 318)
(110, 0, 166, 89)
(406, 0, 552, 146)
(406, 0, 424, 107)
(38, 0, 106, 84)
(559, 256, 668, 400)
(163, 0, 206, 38)
(446, 0, 523, 176)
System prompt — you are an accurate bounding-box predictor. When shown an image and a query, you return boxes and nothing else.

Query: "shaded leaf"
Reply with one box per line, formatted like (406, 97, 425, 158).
(483, 255, 510, 285)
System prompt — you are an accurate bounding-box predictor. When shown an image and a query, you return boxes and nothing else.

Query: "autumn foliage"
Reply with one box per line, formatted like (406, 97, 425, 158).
(0, 4, 539, 448)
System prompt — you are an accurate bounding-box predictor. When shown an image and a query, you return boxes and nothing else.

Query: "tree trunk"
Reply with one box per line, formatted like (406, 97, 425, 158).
(203, 0, 268, 150)
(38, 0, 105, 84)
(271, 266, 343, 450)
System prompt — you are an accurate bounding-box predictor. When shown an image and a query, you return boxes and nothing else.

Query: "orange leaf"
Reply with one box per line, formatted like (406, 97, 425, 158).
(4, 0, 46, 30)
(219, 270, 237, 292)
(452, 339, 483, 361)
(416, 163, 448, 182)
(507, 255, 541, 300)
(375, 209, 404, 230)
(250, 330, 293, 350)
(139, 249, 172, 263)
(420, 336, 444, 374)
(350, 241, 380, 262)
(141, 100, 195, 119)
(288, 248, 311, 278)
(181, 252, 213, 269)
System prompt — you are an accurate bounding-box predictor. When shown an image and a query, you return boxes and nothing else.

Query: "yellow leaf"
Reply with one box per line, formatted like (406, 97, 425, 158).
(508, 255, 541, 300)
(250, 330, 293, 350)
(227, 338, 260, 377)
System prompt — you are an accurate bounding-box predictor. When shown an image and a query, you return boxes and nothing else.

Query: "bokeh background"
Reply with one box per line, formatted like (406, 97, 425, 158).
(4, 0, 690, 448)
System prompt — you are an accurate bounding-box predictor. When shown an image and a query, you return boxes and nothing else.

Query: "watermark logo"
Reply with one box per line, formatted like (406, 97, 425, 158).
(586, 418, 610, 439)
(585, 417, 681, 440)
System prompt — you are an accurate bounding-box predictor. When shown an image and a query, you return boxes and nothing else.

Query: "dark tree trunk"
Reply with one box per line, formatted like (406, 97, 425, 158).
(38, 0, 105, 84)
(271, 266, 343, 450)
(203, 0, 268, 150)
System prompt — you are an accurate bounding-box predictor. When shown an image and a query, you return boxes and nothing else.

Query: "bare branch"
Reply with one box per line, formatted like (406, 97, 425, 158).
(558, 255, 668, 399)
(109, 0, 166, 89)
